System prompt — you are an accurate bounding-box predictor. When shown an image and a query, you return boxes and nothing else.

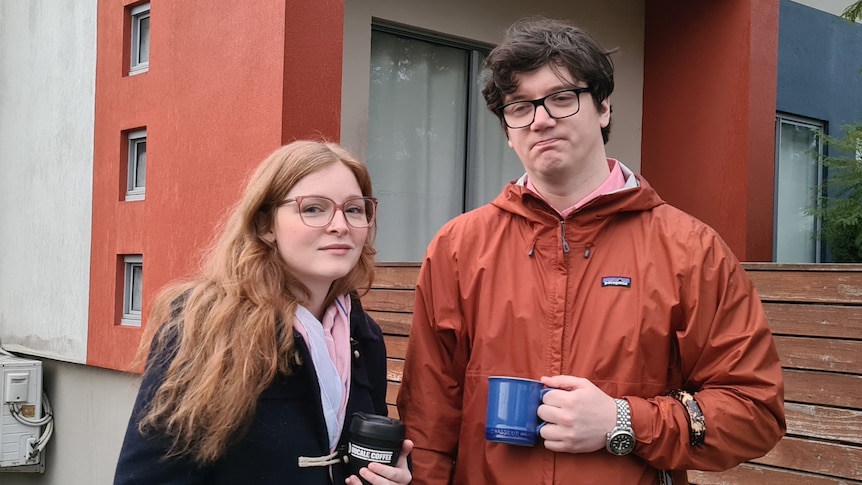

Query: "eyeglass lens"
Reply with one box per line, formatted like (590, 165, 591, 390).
(295, 196, 376, 228)
(502, 89, 583, 129)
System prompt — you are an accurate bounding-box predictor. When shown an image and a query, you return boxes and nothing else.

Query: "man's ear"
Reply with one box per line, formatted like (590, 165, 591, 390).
(599, 97, 611, 128)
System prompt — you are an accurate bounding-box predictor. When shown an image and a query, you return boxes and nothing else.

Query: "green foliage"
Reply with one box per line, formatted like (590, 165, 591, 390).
(804, 2, 862, 261)
(843, 0, 862, 22)
(807, 123, 862, 262)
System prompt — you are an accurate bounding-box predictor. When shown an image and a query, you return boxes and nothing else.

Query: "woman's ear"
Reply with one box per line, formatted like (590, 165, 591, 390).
(255, 211, 276, 243)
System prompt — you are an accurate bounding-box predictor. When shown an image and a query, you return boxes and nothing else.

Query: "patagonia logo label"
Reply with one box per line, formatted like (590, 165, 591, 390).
(601, 276, 631, 288)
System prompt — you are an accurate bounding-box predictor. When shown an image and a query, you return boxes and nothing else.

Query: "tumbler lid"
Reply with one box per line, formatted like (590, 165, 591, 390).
(350, 412, 406, 442)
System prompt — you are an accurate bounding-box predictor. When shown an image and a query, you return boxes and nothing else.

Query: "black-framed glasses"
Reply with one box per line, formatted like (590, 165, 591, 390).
(499, 87, 592, 129)
(276, 196, 378, 228)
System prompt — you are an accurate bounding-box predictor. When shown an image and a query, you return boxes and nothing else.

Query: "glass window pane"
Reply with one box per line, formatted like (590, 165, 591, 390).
(135, 140, 146, 188)
(368, 31, 468, 261)
(130, 264, 143, 312)
(468, 52, 524, 209)
(138, 16, 150, 64)
(775, 118, 822, 263)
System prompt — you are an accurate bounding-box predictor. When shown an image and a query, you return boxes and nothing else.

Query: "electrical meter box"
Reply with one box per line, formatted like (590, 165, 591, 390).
(0, 355, 43, 470)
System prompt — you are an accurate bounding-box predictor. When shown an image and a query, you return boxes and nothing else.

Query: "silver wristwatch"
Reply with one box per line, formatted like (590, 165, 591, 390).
(606, 398, 636, 456)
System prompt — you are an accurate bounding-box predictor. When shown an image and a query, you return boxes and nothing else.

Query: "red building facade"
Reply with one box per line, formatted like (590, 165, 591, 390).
(88, 0, 779, 370)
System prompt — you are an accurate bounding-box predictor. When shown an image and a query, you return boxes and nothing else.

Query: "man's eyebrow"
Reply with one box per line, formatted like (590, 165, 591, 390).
(504, 84, 578, 102)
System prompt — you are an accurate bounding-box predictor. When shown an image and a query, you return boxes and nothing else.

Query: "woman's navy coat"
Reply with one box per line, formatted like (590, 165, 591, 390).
(113, 295, 388, 485)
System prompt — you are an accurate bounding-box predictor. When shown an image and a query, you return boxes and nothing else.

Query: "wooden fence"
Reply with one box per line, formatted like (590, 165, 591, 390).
(360, 262, 862, 484)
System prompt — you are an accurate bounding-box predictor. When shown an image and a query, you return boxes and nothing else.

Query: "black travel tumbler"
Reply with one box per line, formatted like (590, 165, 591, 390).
(345, 412, 405, 484)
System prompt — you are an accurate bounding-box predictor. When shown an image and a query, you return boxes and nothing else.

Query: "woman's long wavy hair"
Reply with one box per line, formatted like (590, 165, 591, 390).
(134, 140, 377, 464)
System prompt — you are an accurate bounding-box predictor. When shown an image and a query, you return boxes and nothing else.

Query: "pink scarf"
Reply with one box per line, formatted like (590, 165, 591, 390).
(293, 294, 352, 451)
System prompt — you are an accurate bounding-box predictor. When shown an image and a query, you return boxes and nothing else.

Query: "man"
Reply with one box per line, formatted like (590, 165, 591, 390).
(396, 16, 785, 485)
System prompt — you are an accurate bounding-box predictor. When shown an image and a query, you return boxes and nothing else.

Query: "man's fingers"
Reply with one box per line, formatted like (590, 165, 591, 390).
(540, 375, 590, 391)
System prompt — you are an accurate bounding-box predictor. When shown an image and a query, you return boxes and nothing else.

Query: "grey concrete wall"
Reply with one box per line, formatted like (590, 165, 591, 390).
(2, 359, 139, 485)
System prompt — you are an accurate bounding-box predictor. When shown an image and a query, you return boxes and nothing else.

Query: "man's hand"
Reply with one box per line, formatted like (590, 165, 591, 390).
(537, 375, 617, 454)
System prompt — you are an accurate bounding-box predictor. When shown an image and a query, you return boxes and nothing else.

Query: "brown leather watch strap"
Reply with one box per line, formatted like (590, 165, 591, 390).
(668, 389, 706, 447)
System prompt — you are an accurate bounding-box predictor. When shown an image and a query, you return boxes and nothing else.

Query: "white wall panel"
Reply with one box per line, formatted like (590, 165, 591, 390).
(0, 0, 97, 363)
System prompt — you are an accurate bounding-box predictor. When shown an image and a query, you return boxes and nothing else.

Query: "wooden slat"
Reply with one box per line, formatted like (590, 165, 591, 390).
(367, 310, 412, 337)
(386, 381, 400, 406)
(749, 435, 862, 480)
(742, 263, 862, 272)
(383, 335, 408, 360)
(387, 404, 399, 420)
(744, 266, 862, 304)
(361, 288, 415, 313)
(774, 336, 862, 373)
(765, 302, 862, 338)
(372, 264, 422, 289)
(387, 358, 404, 383)
(689, 462, 859, 485)
(786, 402, 862, 445)
(784, 369, 862, 409)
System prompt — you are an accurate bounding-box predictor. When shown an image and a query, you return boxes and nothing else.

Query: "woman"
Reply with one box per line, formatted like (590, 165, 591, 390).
(114, 141, 413, 485)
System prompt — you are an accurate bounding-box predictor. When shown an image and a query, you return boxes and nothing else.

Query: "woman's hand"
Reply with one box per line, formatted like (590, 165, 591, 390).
(345, 439, 413, 485)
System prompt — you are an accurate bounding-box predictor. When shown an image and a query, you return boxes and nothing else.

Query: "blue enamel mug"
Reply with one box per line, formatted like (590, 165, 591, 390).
(485, 376, 551, 446)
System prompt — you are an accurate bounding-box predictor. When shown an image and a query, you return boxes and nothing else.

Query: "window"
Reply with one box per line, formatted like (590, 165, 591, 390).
(121, 255, 143, 326)
(774, 114, 824, 263)
(367, 25, 523, 261)
(129, 3, 150, 75)
(126, 129, 147, 200)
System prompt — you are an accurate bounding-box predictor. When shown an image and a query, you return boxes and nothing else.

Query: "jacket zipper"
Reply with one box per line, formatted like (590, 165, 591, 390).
(560, 219, 570, 253)
(560, 218, 570, 377)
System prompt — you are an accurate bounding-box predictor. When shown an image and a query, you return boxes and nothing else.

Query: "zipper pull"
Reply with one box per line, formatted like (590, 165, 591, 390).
(560, 220, 570, 253)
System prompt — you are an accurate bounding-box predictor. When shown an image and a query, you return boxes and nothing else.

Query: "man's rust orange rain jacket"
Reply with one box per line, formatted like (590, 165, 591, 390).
(396, 165, 785, 484)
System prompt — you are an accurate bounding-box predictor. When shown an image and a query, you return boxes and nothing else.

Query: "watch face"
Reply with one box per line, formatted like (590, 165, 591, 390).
(609, 431, 635, 455)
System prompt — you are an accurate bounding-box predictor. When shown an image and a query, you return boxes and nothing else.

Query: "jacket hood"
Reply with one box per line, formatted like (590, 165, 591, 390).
(490, 162, 665, 224)
(485, 162, 667, 257)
